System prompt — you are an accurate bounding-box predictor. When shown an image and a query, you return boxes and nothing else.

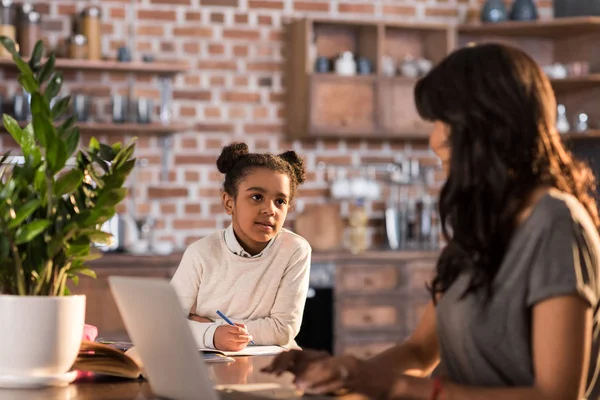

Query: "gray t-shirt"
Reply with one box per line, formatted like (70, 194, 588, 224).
(436, 191, 600, 398)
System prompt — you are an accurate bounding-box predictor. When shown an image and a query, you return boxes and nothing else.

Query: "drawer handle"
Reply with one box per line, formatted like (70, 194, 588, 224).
(340, 117, 349, 127)
(362, 314, 373, 323)
(363, 277, 373, 287)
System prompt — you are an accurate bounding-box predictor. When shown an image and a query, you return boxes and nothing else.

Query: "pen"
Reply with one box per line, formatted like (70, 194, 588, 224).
(216, 310, 256, 345)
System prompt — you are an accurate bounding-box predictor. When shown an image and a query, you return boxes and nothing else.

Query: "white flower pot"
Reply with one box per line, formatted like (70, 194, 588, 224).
(0, 295, 86, 388)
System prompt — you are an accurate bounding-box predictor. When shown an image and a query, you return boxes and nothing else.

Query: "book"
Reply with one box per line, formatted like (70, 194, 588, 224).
(72, 341, 235, 379)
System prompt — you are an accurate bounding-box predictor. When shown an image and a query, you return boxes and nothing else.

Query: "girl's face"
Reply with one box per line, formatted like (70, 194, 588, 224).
(430, 120, 451, 175)
(222, 168, 291, 255)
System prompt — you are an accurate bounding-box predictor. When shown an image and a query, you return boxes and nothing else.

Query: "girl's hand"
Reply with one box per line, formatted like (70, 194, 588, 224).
(188, 313, 212, 323)
(214, 323, 253, 351)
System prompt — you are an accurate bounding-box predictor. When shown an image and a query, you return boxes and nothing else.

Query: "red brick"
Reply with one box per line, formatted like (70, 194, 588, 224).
(222, 92, 260, 103)
(185, 204, 202, 214)
(208, 43, 225, 55)
(110, 7, 126, 19)
(383, 5, 416, 15)
(269, 30, 283, 41)
(173, 90, 211, 101)
(253, 107, 269, 119)
(235, 14, 249, 24)
(233, 45, 249, 57)
(294, 1, 329, 11)
(223, 29, 260, 40)
(205, 107, 222, 118)
(229, 107, 247, 118)
(315, 155, 353, 164)
(175, 155, 218, 165)
(173, 219, 217, 230)
(186, 11, 202, 21)
(210, 203, 225, 214)
(151, 0, 191, 4)
(195, 123, 235, 133)
(198, 188, 222, 197)
(338, 3, 374, 13)
(197, 60, 237, 70)
(42, 19, 64, 32)
(148, 187, 189, 198)
(138, 9, 177, 20)
(173, 27, 213, 37)
(180, 137, 198, 148)
(205, 138, 224, 149)
(200, 0, 238, 6)
(247, 62, 282, 72)
(57, 4, 76, 15)
(210, 76, 227, 86)
(161, 41, 176, 52)
(234, 76, 249, 86)
(137, 25, 164, 36)
(183, 42, 200, 54)
(258, 15, 273, 25)
(249, 0, 284, 9)
(211, 12, 225, 23)
(160, 204, 177, 214)
(185, 171, 201, 182)
(244, 124, 283, 134)
(184, 75, 201, 85)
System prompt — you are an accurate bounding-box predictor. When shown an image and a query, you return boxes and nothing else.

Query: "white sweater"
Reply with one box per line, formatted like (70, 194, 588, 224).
(170, 227, 311, 349)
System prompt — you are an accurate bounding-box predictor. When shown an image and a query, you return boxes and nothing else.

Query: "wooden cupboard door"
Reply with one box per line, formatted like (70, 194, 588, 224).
(309, 76, 377, 136)
(337, 264, 399, 294)
(379, 78, 433, 138)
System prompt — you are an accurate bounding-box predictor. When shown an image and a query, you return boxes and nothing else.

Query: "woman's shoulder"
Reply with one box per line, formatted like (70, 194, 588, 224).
(534, 191, 595, 228)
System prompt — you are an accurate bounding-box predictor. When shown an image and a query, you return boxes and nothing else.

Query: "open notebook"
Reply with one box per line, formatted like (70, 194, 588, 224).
(72, 341, 286, 379)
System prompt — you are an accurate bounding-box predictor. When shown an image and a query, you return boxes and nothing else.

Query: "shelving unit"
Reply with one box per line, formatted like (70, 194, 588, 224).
(1, 121, 190, 136)
(286, 16, 600, 142)
(285, 18, 451, 140)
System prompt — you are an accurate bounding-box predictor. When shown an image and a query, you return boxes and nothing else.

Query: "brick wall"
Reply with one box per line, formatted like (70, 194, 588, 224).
(0, 0, 553, 250)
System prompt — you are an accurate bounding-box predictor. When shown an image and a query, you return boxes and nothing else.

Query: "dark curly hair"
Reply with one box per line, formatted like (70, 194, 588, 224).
(216, 142, 306, 200)
(415, 43, 600, 302)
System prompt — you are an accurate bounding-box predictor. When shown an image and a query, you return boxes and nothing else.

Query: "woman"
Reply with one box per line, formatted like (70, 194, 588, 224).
(263, 43, 600, 400)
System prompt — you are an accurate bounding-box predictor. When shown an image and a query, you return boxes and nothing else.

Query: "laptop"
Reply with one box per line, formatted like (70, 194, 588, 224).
(108, 276, 311, 400)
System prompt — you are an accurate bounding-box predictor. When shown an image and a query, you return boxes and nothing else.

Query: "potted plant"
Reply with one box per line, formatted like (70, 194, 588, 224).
(0, 37, 136, 388)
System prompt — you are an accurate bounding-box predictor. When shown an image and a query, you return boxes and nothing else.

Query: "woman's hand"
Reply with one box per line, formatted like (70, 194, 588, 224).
(262, 349, 398, 398)
(188, 313, 212, 323)
(214, 323, 253, 351)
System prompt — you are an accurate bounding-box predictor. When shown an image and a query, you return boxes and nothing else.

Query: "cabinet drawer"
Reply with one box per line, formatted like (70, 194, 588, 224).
(340, 305, 398, 329)
(337, 265, 399, 293)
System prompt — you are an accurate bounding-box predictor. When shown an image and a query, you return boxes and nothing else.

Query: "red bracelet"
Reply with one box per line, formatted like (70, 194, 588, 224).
(429, 376, 444, 400)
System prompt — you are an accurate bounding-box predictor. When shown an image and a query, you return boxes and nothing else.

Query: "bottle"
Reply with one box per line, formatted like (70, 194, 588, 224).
(18, 9, 40, 57)
(347, 199, 368, 254)
(81, 6, 101, 60)
(0, 0, 16, 58)
(556, 104, 570, 134)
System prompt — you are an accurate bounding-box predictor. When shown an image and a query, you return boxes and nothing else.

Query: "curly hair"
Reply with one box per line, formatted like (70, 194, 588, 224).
(216, 142, 306, 200)
(414, 43, 599, 302)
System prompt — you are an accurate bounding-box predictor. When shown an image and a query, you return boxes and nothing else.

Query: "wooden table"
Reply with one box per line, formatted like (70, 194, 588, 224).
(0, 356, 367, 400)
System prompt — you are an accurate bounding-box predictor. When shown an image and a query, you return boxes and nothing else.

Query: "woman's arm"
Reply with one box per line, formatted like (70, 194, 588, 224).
(220, 245, 311, 346)
(368, 301, 440, 376)
(392, 295, 593, 400)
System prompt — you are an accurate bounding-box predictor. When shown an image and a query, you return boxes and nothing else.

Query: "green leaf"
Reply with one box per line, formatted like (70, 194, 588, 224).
(31, 92, 50, 118)
(58, 115, 76, 138)
(37, 52, 55, 83)
(28, 40, 44, 72)
(88, 137, 100, 152)
(7, 200, 41, 229)
(0, 36, 18, 57)
(21, 123, 41, 163)
(18, 73, 38, 94)
(32, 113, 53, 148)
(15, 219, 51, 245)
(99, 143, 116, 161)
(87, 230, 113, 245)
(95, 188, 128, 209)
(34, 165, 46, 195)
(64, 127, 80, 159)
(51, 96, 70, 119)
(54, 169, 83, 196)
(44, 72, 63, 102)
(74, 268, 97, 278)
(46, 137, 68, 174)
(3, 114, 23, 145)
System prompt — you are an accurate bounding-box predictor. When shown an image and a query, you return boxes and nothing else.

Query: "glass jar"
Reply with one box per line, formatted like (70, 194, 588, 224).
(18, 10, 40, 57)
(68, 34, 87, 59)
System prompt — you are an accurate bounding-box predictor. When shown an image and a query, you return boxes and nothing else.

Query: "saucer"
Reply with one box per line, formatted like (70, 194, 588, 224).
(0, 370, 78, 389)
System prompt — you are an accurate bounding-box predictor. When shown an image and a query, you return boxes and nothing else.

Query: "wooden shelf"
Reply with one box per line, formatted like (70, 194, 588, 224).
(562, 130, 600, 140)
(458, 16, 600, 37)
(2, 121, 189, 136)
(551, 74, 600, 90)
(0, 58, 190, 75)
(311, 73, 377, 82)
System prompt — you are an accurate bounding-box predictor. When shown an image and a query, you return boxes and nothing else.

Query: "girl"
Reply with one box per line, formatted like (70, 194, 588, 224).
(264, 43, 600, 400)
(170, 142, 311, 352)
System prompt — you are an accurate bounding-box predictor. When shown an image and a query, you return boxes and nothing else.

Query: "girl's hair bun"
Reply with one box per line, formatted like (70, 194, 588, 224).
(216, 142, 249, 174)
(279, 150, 306, 185)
